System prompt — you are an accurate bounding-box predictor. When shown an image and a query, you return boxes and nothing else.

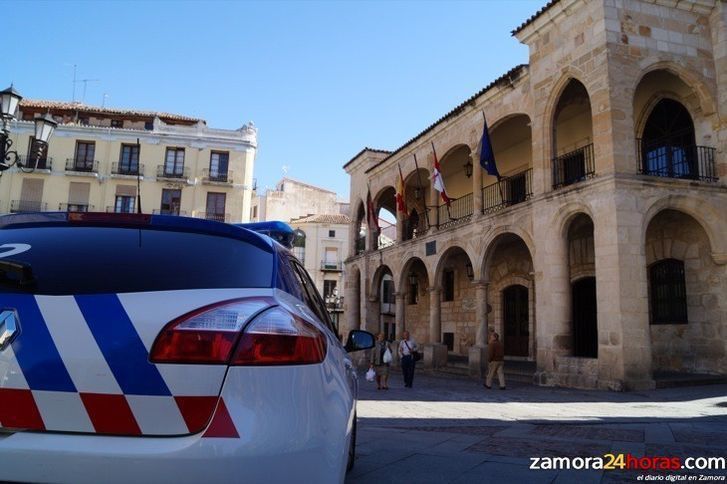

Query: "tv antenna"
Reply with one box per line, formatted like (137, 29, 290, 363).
(75, 78, 100, 104)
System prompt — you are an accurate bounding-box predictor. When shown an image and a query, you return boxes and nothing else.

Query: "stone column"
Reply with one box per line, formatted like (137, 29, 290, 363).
(429, 182, 439, 232)
(469, 280, 489, 377)
(710, 3, 727, 180)
(471, 153, 483, 218)
(368, 226, 377, 251)
(394, 291, 406, 335)
(428, 287, 441, 343)
(396, 210, 404, 242)
(474, 281, 489, 346)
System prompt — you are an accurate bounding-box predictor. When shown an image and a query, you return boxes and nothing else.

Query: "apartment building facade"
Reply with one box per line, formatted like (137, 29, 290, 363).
(344, 0, 727, 391)
(1, 100, 257, 221)
(289, 213, 351, 334)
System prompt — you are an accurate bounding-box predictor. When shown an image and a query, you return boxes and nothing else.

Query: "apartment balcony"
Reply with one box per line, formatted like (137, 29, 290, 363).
(203, 212, 230, 223)
(483, 168, 533, 214)
(156, 165, 191, 182)
(10, 200, 47, 213)
(637, 139, 718, 182)
(59, 203, 94, 212)
(111, 162, 145, 178)
(152, 209, 189, 216)
(552, 143, 595, 189)
(320, 261, 343, 272)
(106, 206, 137, 214)
(201, 169, 234, 185)
(18, 156, 52, 171)
(65, 158, 99, 176)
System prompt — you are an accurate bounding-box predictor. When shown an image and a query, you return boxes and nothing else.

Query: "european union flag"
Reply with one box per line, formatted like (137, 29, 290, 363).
(479, 115, 500, 178)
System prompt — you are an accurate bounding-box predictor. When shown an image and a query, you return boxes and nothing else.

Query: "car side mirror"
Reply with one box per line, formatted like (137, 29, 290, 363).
(345, 329, 375, 353)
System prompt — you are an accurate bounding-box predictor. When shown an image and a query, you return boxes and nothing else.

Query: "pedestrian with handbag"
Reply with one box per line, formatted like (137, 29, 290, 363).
(370, 332, 391, 390)
(398, 330, 419, 388)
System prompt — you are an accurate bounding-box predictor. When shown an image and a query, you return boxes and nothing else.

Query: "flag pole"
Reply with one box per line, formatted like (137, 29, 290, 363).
(413, 153, 430, 230)
(481, 110, 506, 207)
(431, 141, 453, 221)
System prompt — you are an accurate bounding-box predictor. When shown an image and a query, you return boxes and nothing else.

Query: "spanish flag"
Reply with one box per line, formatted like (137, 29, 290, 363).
(396, 164, 407, 214)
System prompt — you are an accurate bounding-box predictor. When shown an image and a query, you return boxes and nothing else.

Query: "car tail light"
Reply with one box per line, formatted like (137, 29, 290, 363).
(231, 307, 327, 366)
(150, 298, 273, 364)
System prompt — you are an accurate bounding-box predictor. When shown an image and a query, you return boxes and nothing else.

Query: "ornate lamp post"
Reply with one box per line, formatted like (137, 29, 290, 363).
(1, 86, 58, 175)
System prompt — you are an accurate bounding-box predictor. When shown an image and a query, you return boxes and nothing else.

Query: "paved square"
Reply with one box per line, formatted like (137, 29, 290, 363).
(347, 372, 727, 483)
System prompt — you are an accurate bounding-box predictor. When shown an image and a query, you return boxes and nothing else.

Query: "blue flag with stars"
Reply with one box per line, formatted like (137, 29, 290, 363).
(479, 115, 500, 178)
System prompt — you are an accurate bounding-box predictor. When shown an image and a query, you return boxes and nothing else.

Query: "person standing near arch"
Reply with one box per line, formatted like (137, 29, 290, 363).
(484, 332, 506, 390)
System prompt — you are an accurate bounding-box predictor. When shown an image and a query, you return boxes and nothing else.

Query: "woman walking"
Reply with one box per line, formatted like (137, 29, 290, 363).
(370, 332, 391, 390)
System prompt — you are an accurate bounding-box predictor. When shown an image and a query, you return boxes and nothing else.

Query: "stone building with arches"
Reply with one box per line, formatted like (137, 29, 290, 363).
(342, 0, 727, 391)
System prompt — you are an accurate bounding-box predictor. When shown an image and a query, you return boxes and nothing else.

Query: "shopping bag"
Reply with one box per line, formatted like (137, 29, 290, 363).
(365, 368, 376, 382)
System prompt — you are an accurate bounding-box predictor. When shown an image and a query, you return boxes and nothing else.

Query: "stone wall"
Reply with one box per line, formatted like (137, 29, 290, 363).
(645, 209, 727, 374)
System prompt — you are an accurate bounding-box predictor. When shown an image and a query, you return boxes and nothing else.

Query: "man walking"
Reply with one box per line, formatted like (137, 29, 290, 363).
(484, 332, 506, 390)
(398, 330, 418, 388)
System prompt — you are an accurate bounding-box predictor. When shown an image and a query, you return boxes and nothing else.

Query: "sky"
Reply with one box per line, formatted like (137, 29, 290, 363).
(4, 0, 543, 200)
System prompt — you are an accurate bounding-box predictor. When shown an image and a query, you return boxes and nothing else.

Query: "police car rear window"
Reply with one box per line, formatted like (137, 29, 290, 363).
(0, 226, 274, 295)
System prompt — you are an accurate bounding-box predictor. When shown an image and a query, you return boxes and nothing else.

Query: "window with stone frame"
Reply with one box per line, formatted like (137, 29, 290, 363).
(443, 269, 455, 302)
(649, 259, 688, 325)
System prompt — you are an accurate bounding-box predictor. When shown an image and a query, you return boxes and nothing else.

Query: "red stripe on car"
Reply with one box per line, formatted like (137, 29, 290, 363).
(0, 389, 45, 431)
(80, 393, 141, 435)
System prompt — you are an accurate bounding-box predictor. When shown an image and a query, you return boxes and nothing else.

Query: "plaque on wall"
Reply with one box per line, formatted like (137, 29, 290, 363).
(425, 241, 436, 256)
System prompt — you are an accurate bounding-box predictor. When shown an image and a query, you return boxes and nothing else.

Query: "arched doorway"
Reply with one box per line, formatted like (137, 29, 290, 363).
(483, 233, 535, 360)
(371, 265, 396, 341)
(502, 284, 529, 357)
(640, 99, 696, 179)
(552, 79, 594, 188)
(566, 213, 597, 358)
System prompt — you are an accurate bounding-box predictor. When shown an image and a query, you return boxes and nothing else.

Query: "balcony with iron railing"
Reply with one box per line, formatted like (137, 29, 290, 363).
(65, 158, 99, 174)
(403, 209, 429, 241)
(320, 260, 343, 272)
(637, 139, 718, 182)
(156, 165, 190, 180)
(552, 143, 595, 189)
(201, 169, 234, 185)
(434, 192, 473, 230)
(483, 168, 533, 214)
(106, 205, 136, 213)
(111, 162, 144, 177)
(18, 156, 52, 171)
(59, 203, 94, 212)
(204, 212, 230, 223)
(152, 209, 188, 216)
(10, 200, 47, 212)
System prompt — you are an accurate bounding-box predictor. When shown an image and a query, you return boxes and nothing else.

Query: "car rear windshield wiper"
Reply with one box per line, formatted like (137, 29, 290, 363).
(0, 259, 36, 289)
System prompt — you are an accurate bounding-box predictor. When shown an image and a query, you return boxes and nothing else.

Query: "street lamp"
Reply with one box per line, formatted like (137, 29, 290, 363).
(1, 85, 57, 174)
(463, 158, 473, 178)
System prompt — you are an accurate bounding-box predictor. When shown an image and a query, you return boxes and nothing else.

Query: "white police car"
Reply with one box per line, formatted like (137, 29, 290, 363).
(0, 212, 374, 484)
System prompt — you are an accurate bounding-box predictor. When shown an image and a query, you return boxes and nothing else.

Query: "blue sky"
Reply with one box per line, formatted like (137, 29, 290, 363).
(4, 0, 542, 200)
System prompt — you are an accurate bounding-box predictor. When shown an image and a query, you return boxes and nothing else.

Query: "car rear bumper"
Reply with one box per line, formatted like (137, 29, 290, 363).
(0, 364, 354, 484)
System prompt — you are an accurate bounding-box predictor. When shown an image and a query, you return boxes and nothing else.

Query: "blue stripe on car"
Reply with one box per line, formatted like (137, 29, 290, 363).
(76, 294, 171, 396)
(5, 294, 77, 392)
